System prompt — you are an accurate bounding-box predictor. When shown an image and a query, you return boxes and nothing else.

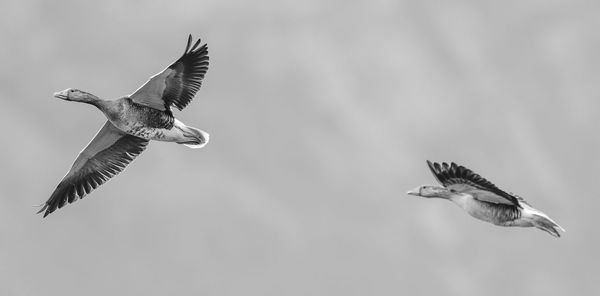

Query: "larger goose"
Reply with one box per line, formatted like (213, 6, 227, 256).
(407, 161, 565, 237)
(38, 35, 209, 217)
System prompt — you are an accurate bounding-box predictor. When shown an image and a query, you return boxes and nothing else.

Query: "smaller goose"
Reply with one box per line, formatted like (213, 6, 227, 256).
(407, 161, 565, 237)
(37, 35, 210, 217)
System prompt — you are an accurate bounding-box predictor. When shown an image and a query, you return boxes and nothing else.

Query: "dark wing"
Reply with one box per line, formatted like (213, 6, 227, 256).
(38, 121, 148, 217)
(130, 34, 209, 111)
(426, 160, 521, 207)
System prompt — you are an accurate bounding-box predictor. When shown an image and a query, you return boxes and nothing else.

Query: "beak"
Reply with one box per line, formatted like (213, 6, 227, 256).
(53, 89, 70, 100)
(406, 186, 421, 196)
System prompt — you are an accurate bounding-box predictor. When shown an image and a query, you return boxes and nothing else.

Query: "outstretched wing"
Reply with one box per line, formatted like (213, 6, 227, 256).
(130, 34, 209, 111)
(426, 160, 521, 207)
(39, 121, 148, 217)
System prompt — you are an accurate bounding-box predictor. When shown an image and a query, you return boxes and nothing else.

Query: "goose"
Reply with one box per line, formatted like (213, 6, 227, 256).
(37, 35, 209, 217)
(407, 161, 565, 237)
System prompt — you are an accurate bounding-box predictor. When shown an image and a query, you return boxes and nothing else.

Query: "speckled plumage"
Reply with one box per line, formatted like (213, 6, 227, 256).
(408, 161, 565, 237)
(123, 98, 175, 129)
(38, 35, 210, 217)
(104, 97, 176, 140)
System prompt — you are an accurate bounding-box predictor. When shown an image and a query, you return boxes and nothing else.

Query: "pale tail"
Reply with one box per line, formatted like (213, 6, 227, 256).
(178, 126, 209, 149)
(532, 213, 565, 238)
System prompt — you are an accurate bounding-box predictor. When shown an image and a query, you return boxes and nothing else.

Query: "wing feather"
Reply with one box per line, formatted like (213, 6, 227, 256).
(426, 160, 521, 207)
(130, 34, 209, 111)
(39, 121, 148, 217)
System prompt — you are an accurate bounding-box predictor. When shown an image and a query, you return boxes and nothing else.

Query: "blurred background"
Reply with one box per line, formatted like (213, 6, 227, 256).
(0, 0, 598, 295)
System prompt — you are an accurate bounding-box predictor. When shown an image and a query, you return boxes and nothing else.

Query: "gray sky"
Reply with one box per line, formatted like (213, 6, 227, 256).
(0, 0, 598, 295)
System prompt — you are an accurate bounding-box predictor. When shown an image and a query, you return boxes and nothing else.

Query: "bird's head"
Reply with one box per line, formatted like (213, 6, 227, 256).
(406, 185, 454, 199)
(53, 88, 98, 103)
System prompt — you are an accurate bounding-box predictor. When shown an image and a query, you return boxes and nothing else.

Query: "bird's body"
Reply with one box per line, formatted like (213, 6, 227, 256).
(408, 161, 565, 237)
(446, 193, 542, 228)
(102, 97, 205, 146)
(38, 35, 210, 217)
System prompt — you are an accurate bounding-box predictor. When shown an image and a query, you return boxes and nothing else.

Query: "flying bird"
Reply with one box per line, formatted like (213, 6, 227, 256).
(407, 161, 565, 237)
(38, 35, 210, 217)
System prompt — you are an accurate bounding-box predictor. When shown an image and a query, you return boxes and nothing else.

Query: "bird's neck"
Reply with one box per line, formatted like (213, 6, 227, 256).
(77, 94, 110, 111)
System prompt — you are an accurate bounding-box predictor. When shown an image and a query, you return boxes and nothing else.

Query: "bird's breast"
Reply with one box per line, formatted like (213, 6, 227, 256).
(105, 98, 179, 140)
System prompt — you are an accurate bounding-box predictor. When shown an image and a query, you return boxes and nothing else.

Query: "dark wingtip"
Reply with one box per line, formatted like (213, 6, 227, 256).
(190, 38, 202, 52)
(183, 34, 204, 55)
(426, 159, 435, 167)
(35, 203, 51, 218)
(42, 206, 54, 218)
(425, 160, 443, 183)
(184, 34, 193, 55)
(426, 160, 437, 173)
(35, 204, 47, 214)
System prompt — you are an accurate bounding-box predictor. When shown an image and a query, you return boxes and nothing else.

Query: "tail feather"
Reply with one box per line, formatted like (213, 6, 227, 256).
(178, 126, 209, 149)
(533, 214, 565, 238)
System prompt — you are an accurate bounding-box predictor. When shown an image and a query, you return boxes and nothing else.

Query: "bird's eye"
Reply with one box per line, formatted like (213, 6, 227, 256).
(450, 189, 456, 193)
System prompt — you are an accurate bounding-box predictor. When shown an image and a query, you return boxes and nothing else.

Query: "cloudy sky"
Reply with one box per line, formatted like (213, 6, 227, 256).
(1, 0, 598, 295)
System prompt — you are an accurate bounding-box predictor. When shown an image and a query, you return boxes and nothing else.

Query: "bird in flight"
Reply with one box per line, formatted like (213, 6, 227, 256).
(38, 35, 210, 217)
(407, 161, 565, 237)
